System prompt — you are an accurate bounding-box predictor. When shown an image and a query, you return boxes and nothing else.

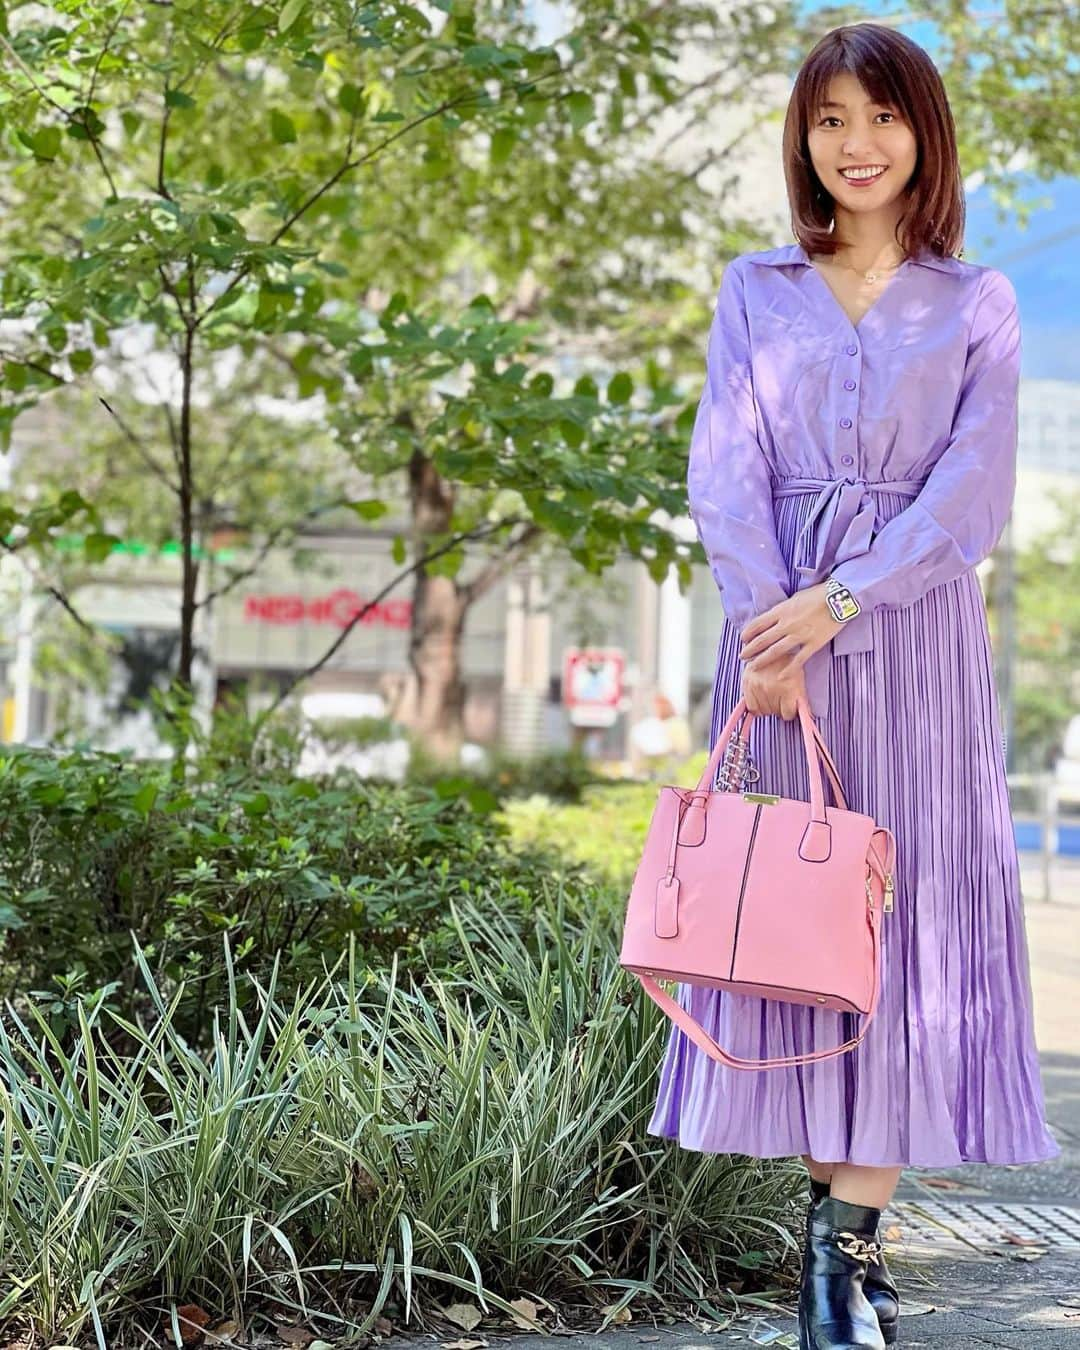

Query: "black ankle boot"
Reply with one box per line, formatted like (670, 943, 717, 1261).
(799, 1194, 886, 1349)
(807, 1180, 899, 1346)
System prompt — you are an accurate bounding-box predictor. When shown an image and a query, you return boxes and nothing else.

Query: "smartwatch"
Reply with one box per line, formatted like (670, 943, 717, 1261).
(824, 576, 861, 623)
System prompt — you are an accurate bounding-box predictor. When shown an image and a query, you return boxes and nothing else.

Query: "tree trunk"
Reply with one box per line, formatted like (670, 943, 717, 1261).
(407, 449, 468, 759)
(178, 312, 198, 692)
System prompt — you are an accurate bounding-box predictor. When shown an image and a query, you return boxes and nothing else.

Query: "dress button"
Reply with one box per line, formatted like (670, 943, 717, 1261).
(845, 343, 858, 356)
(839, 416, 852, 429)
(841, 454, 854, 466)
(844, 378, 856, 390)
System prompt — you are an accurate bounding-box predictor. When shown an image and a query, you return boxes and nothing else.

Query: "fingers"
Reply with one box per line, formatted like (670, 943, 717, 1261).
(740, 611, 778, 644)
(738, 616, 780, 656)
(747, 637, 803, 672)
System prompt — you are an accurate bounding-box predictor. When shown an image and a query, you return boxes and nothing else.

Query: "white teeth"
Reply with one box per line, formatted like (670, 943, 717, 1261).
(842, 166, 886, 180)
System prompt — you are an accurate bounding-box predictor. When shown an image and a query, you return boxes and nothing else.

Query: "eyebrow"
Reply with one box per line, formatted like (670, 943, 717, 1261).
(819, 99, 891, 109)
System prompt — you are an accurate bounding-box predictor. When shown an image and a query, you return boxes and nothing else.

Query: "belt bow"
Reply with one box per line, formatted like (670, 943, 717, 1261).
(771, 475, 927, 718)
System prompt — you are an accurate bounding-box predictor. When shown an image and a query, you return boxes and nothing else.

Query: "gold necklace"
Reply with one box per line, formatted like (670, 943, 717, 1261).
(828, 254, 907, 283)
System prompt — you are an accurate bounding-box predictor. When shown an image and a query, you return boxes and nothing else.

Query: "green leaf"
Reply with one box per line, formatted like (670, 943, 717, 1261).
(391, 536, 407, 565)
(565, 92, 594, 132)
(490, 127, 516, 165)
(270, 109, 297, 144)
(339, 83, 364, 114)
(132, 783, 159, 816)
(607, 371, 633, 404)
(165, 89, 196, 110)
(84, 532, 120, 563)
(560, 419, 585, 448)
(242, 792, 271, 818)
(424, 547, 464, 578)
(69, 349, 94, 375)
(347, 499, 389, 521)
(22, 125, 62, 160)
(279, 0, 307, 32)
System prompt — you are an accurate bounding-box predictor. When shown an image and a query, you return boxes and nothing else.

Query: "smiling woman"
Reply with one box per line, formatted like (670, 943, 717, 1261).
(645, 19, 1059, 1350)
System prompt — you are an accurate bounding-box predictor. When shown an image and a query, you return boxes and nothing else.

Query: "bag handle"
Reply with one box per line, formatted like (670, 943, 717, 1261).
(697, 696, 845, 816)
(636, 903, 883, 1071)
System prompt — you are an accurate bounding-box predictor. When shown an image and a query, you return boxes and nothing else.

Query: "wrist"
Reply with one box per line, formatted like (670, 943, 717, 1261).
(823, 575, 861, 624)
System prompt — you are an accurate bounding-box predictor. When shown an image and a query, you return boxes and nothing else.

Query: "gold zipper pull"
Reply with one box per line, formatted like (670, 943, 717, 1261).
(883, 873, 894, 913)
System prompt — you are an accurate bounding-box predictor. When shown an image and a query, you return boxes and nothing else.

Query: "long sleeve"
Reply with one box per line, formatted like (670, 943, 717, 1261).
(828, 267, 1020, 613)
(687, 258, 790, 631)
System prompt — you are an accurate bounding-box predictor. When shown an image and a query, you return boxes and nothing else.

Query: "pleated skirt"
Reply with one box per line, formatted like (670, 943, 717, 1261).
(646, 487, 1061, 1167)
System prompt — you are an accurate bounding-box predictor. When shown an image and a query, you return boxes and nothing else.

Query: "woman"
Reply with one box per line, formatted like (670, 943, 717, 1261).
(645, 22, 1059, 1350)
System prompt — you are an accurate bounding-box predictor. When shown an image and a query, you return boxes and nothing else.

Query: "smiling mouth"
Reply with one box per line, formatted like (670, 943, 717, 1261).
(840, 166, 888, 182)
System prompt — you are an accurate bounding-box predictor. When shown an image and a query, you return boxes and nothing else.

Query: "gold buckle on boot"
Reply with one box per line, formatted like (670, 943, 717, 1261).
(835, 1231, 883, 1266)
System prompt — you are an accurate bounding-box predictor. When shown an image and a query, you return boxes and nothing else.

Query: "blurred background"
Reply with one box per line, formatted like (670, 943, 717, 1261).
(0, 2, 1076, 1343)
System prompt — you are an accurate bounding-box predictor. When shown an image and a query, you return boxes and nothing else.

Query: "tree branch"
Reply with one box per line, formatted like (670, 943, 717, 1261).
(97, 396, 180, 495)
(196, 497, 355, 609)
(251, 517, 526, 736)
(0, 540, 108, 643)
(459, 522, 544, 607)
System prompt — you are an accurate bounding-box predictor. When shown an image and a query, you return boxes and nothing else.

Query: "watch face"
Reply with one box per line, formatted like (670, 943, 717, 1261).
(827, 587, 860, 622)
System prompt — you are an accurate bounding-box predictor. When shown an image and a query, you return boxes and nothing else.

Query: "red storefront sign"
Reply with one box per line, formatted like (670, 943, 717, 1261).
(243, 589, 412, 629)
(563, 647, 625, 727)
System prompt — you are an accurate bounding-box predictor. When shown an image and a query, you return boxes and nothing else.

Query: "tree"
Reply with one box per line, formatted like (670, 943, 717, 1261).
(1, 1, 1077, 757)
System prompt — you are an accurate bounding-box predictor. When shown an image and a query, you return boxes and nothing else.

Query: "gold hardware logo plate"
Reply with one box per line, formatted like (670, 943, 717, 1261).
(742, 792, 779, 804)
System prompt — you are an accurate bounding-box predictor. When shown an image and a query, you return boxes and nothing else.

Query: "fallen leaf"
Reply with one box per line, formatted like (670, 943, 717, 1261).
(883, 1225, 903, 1241)
(1057, 1297, 1080, 1309)
(920, 1176, 967, 1190)
(443, 1304, 483, 1333)
(507, 1297, 543, 1331)
(602, 1305, 632, 1325)
(163, 1305, 212, 1347)
(276, 1328, 316, 1347)
(1010, 1250, 1047, 1262)
(374, 1316, 393, 1337)
(206, 1320, 242, 1343)
(1000, 1230, 1044, 1246)
(440, 1340, 487, 1349)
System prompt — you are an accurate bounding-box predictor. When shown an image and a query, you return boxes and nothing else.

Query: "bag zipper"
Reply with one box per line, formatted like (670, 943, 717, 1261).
(866, 868, 896, 914)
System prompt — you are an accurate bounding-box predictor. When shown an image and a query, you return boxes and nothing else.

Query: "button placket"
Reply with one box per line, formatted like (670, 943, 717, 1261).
(839, 340, 859, 458)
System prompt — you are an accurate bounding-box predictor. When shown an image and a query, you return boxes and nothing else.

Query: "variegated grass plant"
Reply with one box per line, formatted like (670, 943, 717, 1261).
(0, 885, 806, 1347)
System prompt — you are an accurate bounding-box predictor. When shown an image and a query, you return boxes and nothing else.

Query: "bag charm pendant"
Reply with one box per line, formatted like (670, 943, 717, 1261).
(715, 729, 760, 792)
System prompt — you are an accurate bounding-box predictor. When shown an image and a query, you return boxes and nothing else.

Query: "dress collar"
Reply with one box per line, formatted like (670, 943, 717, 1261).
(744, 242, 964, 273)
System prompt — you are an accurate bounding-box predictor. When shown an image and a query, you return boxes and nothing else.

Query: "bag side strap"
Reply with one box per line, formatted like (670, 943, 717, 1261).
(635, 908, 883, 1071)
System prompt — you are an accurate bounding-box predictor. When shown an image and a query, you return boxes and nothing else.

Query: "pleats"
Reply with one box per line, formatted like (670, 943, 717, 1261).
(645, 488, 1060, 1167)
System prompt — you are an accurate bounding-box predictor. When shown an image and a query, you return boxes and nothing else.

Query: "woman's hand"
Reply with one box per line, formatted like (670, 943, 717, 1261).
(736, 582, 843, 719)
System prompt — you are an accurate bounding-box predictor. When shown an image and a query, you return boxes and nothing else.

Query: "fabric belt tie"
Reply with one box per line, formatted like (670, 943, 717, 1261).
(770, 475, 928, 718)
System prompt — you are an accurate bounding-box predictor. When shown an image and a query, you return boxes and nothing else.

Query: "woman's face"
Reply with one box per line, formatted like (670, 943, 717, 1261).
(806, 71, 917, 219)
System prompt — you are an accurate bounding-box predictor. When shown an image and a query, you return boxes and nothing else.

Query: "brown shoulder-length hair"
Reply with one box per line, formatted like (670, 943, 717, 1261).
(782, 22, 965, 262)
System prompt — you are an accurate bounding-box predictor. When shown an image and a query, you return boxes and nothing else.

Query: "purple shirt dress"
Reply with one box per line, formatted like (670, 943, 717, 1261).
(646, 242, 1060, 1168)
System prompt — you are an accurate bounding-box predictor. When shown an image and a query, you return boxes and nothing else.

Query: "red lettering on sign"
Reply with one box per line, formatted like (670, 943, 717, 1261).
(243, 590, 413, 628)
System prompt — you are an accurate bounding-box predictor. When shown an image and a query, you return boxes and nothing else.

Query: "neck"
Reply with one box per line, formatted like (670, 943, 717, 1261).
(830, 206, 908, 269)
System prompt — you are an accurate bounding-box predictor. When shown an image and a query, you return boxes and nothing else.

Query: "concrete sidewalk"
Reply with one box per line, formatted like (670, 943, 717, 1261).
(698, 856, 1080, 1345)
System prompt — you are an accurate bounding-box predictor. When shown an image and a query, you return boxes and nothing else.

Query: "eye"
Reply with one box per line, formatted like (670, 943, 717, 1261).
(817, 111, 899, 127)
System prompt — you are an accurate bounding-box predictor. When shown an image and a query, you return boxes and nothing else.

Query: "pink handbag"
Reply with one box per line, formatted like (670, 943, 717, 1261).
(620, 695, 896, 1071)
